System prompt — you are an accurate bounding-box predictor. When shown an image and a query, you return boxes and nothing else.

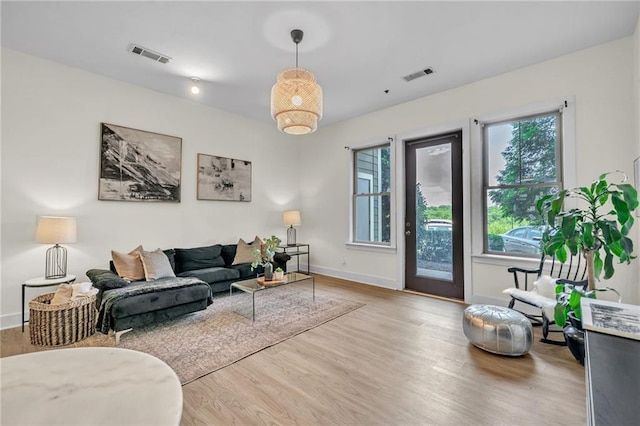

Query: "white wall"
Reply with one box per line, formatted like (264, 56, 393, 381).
(301, 37, 640, 305)
(0, 48, 302, 328)
(3, 35, 639, 331)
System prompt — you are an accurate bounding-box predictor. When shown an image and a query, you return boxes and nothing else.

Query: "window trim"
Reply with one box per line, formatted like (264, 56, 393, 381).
(470, 97, 576, 260)
(482, 109, 563, 256)
(348, 138, 396, 249)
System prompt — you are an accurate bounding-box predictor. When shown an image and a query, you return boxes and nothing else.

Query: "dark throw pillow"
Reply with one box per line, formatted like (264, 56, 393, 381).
(86, 269, 129, 291)
(163, 248, 176, 272)
(174, 245, 224, 273)
(221, 244, 237, 266)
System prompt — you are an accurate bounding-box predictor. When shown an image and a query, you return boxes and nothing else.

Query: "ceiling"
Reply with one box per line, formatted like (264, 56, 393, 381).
(2, 1, 639, 127)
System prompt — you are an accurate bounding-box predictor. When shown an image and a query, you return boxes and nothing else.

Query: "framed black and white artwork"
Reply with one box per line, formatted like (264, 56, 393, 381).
(197, 153, 251, 201)
(99, 123, 182, 202)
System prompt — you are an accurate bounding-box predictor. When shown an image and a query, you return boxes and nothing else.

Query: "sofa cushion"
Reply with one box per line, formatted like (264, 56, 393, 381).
(230, 263, 261, 279)
(174, 245, 224, 273)
(232, 237, 261, 265)
(163, 248, 176, 272)
(111, 245, 145, 281)
(221, 244, 237, 266)
(140, 248, 176, 280)
(109, 279, 211, 319)
(86, 269, 130, 291)
(177, 267, 240, 283)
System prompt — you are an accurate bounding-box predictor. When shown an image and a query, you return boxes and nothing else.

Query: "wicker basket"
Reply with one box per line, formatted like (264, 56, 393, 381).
(29, 292, 97, 346)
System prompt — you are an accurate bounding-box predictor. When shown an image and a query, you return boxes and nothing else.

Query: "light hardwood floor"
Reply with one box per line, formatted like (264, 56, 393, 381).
(2, 275, 586, 425)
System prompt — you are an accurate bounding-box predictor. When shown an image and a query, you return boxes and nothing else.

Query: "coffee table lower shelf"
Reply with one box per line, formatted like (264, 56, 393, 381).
(229, 272, 315, 321)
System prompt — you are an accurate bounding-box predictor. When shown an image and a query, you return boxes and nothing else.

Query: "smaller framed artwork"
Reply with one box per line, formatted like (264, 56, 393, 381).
(197, 154, 251, 201)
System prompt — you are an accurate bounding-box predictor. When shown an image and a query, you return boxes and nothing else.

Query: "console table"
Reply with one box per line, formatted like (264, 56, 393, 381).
(277, 243, 310, 274)
(22, 275, 76, 332)
(0, 347, 183, 425)
(582, 298, 640, 425)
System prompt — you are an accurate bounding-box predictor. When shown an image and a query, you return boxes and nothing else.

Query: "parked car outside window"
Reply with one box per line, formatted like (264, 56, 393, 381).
(425, 219, 452, 231)
(500, 226, 543, 255)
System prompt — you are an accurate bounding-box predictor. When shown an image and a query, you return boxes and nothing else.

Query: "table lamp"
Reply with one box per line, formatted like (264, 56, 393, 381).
(283, 210, 301, 246)
(36, 216, 77, 279)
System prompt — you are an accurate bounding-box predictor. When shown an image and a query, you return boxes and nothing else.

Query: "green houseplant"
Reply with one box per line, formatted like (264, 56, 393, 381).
(537, 172, 636, 364)
(251, 235, 281, 280)
(536, 171, 638, 291)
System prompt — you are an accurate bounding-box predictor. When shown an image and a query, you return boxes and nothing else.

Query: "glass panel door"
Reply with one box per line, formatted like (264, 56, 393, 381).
(415, 144, 453, 281)
(405, 131, 463, 299)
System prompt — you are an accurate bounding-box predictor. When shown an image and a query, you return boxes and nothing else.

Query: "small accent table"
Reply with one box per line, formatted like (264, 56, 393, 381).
(22, 275, 76, 332)
(230, 272, 315, 321)
(0, 347, 183, 425)
(277, 243, 310, 274)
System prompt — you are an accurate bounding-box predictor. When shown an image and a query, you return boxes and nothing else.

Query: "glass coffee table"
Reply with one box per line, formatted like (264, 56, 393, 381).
(229, 272, 315, 321)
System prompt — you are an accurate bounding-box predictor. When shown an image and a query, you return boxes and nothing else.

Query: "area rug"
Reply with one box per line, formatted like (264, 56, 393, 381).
(92, 287, 363, 384)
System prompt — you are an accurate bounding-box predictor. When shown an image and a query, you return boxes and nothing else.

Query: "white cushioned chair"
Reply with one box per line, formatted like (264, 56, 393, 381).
(503, 253, 587, 344)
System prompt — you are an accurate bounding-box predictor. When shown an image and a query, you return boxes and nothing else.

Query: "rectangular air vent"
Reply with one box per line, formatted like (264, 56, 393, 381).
(402, 67, 434, 82)
(129, 44, 171, 64)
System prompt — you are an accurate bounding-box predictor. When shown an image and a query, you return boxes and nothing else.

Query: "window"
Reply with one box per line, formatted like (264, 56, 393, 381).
(484, 111, 562, 256)
(352, 144, 391, 245)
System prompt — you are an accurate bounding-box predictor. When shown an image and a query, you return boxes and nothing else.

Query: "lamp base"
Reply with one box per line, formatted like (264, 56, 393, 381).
(45, 244, 67, 279)
(287, 226, 297, 246)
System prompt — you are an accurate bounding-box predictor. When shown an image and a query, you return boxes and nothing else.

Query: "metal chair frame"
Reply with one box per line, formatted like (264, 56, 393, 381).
(506, 253, 588, 345)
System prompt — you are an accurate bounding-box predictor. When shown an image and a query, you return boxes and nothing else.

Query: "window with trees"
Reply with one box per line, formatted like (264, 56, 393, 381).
(353, 144, 391, 245)
(484, 111, 562, 256)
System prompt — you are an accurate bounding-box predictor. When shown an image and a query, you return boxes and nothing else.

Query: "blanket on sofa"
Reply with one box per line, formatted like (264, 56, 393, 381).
(96, 277, 211, 334)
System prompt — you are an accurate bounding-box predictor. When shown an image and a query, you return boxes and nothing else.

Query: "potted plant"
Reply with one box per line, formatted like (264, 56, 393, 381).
(554, 282, 620, 364)
(536, 171, 638, 291)
(273, 267, 284, 281)
(537, 171, 636, 362)
(251, 235, 281, 280)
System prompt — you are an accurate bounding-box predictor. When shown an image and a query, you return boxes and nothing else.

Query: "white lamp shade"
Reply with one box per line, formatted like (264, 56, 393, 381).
(283, 210, 301, 227)
(36, 216, 77, 244)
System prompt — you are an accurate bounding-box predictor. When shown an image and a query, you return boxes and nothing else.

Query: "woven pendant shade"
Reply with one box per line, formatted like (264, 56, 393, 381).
(271, 67, 323, 135)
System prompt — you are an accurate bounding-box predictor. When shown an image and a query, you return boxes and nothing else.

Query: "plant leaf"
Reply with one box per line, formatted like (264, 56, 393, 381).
(604, 249, 614, 279)
(618, 183, 639, 211)
(593, 251, 603, 280)
(554, 303, 567, 327)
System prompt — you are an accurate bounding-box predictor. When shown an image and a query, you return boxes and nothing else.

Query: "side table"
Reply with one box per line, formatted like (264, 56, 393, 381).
(22, 275, 76, 332)
(277, 243, 310, 274)
(1, 347, 183, 425)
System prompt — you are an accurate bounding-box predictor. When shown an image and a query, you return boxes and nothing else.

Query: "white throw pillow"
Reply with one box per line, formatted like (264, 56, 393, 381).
(533, 275, 557, 299)
(71, 281, 98, 299)
(140, 248, 176, 280)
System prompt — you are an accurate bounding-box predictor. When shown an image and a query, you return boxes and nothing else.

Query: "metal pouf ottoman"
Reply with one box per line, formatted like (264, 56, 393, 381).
(462, 304, 532, 356)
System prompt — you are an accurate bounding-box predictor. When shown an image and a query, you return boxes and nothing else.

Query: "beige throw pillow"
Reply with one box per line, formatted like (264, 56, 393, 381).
(232, 236, 262, 265)
(51, 284, 73, 305)
(111, 245, 145, 281)
(140, 248, 176, 280)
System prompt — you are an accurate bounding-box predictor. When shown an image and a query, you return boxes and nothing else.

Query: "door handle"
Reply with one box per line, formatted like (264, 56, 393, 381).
(405, 230, 411, 236)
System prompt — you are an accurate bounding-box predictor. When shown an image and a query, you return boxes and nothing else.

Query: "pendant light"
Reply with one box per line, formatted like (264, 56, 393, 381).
(271, 29, 323, 135)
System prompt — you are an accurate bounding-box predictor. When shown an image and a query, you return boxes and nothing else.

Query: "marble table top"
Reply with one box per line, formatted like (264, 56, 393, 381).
(1, 347, 182, 425)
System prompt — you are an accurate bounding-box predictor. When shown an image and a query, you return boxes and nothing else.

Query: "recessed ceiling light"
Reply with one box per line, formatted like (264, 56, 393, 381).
(190, 77, 200, 95)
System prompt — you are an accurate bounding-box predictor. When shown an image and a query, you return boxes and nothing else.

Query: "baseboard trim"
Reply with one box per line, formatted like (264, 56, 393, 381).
(468, 295, 507, 306)
(310, 265, 399, 290)
(403, 289, 467, 305)
(1, 312, 22, 331)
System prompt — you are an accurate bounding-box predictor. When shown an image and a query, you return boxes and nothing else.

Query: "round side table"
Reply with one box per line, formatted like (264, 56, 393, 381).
(1, 347, 183, 425)
(22, 275, 76, 332)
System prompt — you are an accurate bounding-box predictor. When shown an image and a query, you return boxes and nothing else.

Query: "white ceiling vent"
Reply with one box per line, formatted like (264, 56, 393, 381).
(129, 44, 171, 64)
(402, 67, 434, 82)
